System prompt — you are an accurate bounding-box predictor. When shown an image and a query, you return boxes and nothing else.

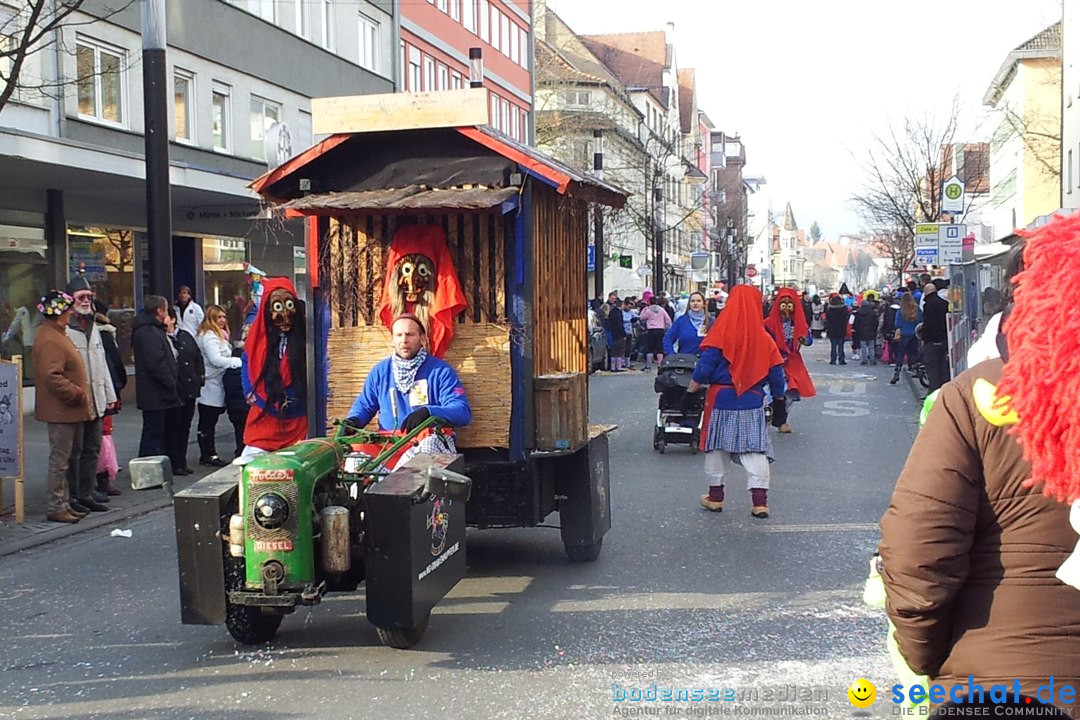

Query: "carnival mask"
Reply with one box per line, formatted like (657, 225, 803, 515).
(395, 253, 435, 303)
(267, 288, 297, 333)
(779, 299, 794, 318)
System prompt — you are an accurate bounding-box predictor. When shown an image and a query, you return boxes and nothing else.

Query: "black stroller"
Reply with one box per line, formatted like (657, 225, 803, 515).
(652, 353, 705, 454)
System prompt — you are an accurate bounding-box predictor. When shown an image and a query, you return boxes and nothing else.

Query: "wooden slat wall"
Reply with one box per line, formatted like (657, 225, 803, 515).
(532, 190, 588, 376)
(322, 213, 509, 448)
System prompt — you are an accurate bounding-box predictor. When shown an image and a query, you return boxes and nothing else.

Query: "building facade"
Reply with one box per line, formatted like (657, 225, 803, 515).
(983, 22, 1062, 238)
(0, 0, 393, 373)
(401, 0, 532, 143)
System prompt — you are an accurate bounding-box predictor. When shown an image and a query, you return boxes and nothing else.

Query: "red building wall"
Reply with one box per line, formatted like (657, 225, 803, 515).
(401, 0, 532, 143)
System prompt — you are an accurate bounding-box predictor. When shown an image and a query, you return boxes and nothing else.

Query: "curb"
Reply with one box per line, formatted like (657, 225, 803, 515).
(0, 472, 205, 558)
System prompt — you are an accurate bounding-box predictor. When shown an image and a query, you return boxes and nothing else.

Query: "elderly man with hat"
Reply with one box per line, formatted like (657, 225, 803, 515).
(345, 313, 471, 463)
(62, 275, 117, 513)
(32, 291, 90, 523)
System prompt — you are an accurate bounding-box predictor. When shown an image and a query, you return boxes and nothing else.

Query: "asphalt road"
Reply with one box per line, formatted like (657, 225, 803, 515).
(0, 342, 921, 720)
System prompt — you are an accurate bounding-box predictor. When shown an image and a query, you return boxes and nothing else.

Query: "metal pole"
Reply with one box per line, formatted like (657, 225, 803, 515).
(653, 186, 664, 295)
(142, 0, 172, 299)
(593, 129, 604, 299)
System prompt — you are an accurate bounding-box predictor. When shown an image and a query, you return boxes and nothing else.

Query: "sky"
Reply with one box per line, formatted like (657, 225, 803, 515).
(548, 0, 1063, 240)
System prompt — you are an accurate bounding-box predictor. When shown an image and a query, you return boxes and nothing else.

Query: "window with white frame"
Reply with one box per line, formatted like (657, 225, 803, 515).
(298, 109, 313, 148)
(423, 55, 434, 91)
(173, 69, 195, 143)
(462, 0, 475, 32)
(436, 0, 447, 11)
(321, 0, 335, 50)
(250, 95, 281, 160)
(295, 0, 312, 39)
(437, 63, 448, 91)
(490, 93, 498, 130)
(510, 103, 519, 140)
(490, 7, 500, 50)
(408, 45, 421, 90)
(253, 0, 274, 22)
(479, 0, 489, 42)
(211, 83, 231, 151)
(519, 26, 529, 69)
(563, 90, 590, 107)
(520, 108, 528, 140)
(451, 71, 462, 89)
(75, 36, 125, 125)
(358, 13, 379, 72)
(0, 3, 17, 83)
(501, 14, 510, 58)
(449, 0, 460, 21)
(509, 20, 518, 63)
(500, 97, 509, 134)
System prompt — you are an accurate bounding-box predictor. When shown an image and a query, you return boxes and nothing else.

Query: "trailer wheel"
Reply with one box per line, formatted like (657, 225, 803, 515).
(375, 613, 430, 649)
(223, 554, 283, 645)
(565, 538, 603, 562)
(658, 436, 666, 454)
(221, 509, 283, 646)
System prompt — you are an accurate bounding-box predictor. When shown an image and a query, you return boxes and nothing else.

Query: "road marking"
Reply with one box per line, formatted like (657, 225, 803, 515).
(828, 381, 868, 396)
(750, 522, 879, 534)
(822, 400, 871, 417)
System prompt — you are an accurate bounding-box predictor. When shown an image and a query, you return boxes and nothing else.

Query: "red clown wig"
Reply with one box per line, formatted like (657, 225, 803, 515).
(998, 211, 1080, 503)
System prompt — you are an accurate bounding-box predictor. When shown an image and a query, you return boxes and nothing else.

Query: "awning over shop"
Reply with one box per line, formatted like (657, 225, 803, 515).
(279, 185, 519, 214)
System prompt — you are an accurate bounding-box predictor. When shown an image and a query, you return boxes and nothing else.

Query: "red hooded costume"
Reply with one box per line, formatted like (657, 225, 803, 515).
(242, 277, 308, 451)
(377, 225, 467, 358)
(764, 287, 816, 399)
(696, 285, 783, 451)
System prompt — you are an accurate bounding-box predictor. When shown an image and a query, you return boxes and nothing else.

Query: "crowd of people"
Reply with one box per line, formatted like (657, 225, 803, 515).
(34, 280, 251, 523)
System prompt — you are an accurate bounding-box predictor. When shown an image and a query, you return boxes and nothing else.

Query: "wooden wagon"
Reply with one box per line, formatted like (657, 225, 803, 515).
(251, 90, 626, 561)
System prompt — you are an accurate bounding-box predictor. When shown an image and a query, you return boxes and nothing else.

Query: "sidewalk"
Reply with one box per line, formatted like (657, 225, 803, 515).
(0, 383, 236, 557)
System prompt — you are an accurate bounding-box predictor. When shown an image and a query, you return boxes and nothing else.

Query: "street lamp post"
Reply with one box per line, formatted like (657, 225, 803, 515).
(142, 0, 172, 299)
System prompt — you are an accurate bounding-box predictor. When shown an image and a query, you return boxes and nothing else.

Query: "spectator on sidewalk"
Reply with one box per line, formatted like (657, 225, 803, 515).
(93, 300, 126, 496)
(63, 276, 117, 513)
(175, 285, 204, 338)
(605, 296, 627, 372)
(132, 295, 180, 459)
(639, 296, 672, 370)
(164, 306, 204, 476)
(32, 290, 88, 524)
(921, 282, 950, 391)
(195, 304, 242, 467)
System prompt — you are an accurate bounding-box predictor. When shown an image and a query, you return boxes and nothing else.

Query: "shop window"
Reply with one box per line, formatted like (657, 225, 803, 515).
(212, 82, 231, 151)
(250, 95, 281, 161)
(173, 69, 195, 143)
(0, 224, 47, 383)
(76, 36, 125, 126)
(358, 13, 379, 72)
(67, 226, 137, 366)
(202, 237, 250, 340)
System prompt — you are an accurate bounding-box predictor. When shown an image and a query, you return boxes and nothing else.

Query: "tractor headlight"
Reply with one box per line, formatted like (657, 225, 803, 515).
(343, 451, 372, 475)
(253, 493, 290, 530)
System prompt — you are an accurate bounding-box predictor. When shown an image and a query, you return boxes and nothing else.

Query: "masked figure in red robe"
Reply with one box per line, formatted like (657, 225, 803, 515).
(377, 225, 467, 358)
(241, 277, 307, 454)
(764, 287, 816, 433)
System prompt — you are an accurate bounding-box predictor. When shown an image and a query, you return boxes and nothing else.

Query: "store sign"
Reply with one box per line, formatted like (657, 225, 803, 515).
(181, 205, 270, 222)
(0, 361, 21, 479)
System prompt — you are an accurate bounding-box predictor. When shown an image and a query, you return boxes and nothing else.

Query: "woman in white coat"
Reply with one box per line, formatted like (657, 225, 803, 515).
(195, 305, 242, 466)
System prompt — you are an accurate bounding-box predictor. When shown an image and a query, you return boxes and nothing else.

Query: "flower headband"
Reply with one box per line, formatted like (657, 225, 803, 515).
(38, 290, 74, 317)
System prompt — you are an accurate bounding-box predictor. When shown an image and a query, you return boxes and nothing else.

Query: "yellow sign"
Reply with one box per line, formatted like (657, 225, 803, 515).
(312, 88, 490, 135)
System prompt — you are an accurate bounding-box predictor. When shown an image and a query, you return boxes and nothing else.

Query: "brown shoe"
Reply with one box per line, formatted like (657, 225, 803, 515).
(751, 505, 769, 519)
(67, 505, 89, 518)
(699, 495, 724, 512)
(778, 423, 792, 434)
(47, 510, 82, 524)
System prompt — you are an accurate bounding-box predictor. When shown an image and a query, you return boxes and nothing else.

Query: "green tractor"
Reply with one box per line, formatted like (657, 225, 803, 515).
(174, 418, 471, 649)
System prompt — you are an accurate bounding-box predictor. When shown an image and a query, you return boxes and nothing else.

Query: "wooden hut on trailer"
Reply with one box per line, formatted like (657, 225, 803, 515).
(251, 96, 626, 562)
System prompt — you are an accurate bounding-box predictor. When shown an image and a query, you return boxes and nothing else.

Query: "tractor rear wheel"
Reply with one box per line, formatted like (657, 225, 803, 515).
(375, 613, 430, 649)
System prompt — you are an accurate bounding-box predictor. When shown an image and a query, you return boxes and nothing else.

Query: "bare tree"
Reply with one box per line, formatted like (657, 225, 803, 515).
(851, 97, 971, 282)
(0, 0, 135, 116)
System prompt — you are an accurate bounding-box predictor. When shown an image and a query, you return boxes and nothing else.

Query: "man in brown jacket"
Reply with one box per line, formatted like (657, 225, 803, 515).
(31, 290, 90, 524)
(879, 356, 1080, 709)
